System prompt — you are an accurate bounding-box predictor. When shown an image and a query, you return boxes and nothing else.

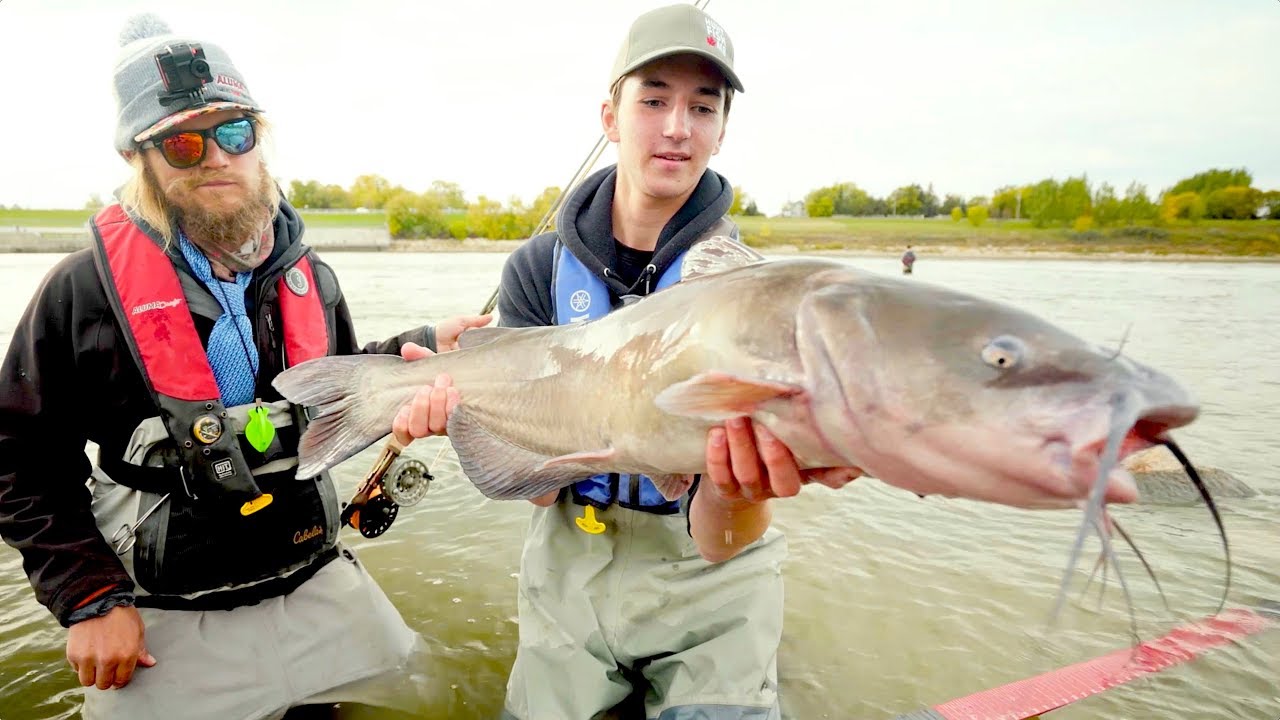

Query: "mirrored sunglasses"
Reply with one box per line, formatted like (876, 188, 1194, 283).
(141, 117, 257, 169)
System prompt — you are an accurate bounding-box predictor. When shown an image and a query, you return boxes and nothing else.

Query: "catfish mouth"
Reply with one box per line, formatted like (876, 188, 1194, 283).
(1100, 403, 1199, 460)
(1062, 402, 1200, 503)
(1052, 398, 1228, 626)
(1132, 404, 1199, 441)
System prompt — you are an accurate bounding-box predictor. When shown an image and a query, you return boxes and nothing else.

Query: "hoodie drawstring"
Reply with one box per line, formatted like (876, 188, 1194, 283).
(616, 263, 656, 296)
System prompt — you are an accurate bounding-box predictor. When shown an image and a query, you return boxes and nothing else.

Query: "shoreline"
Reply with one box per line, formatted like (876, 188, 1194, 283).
(3, 233, 1276, 263)
(387, 238, 1280, 263)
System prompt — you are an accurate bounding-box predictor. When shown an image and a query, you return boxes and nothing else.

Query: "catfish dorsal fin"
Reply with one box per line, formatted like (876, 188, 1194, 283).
(681, 236, 766, 281)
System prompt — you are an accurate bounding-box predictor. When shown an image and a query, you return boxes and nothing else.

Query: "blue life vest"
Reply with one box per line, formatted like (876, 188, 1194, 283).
(553, 242, 686, 513)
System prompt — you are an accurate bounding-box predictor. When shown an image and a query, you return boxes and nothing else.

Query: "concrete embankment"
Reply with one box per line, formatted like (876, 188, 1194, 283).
(0, 227, 393, 252)
(1125, 447, 1258, 504)
(0, 228, 89, 252)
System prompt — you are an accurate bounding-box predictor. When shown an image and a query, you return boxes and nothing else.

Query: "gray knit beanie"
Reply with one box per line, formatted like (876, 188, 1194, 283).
(113, 14, 263, 154)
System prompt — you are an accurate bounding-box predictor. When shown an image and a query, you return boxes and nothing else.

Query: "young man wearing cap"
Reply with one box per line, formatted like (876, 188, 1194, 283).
(0, 14, 483, 719)
(495, 5, 860, 718)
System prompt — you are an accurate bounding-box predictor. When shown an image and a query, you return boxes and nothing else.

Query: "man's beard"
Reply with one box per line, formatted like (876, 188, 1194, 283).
(155, 160, 276, 273)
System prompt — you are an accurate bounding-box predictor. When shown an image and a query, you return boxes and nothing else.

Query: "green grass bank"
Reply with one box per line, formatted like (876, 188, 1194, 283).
(4, 209, 1277, 258)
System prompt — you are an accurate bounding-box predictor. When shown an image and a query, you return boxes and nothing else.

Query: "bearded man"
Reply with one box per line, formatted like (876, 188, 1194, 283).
(0, 14, 485, 720)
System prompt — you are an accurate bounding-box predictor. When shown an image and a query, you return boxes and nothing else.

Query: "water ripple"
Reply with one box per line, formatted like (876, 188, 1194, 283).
(1, 255, 1277, 719)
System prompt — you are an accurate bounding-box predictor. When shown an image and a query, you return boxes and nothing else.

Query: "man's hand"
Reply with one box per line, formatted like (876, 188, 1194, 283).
(434, 314, 493, 352)
(66, 605, 155, 690)
(704, 417, 861, 504)
(692, 418, 862, 562)
(400, 342, 434, 362)
(392, 362, 459, 446)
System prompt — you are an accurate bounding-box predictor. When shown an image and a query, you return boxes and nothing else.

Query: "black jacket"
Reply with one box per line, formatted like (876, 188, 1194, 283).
(0, 200, 433, 625)
(497, 165, 735, 328)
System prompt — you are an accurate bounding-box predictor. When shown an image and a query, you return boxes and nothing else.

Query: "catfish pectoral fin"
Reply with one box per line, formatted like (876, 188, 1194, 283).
(649, 473, 697, 501)
(654, 371, 805, 420)
(448, 406, 601, 501)
(538, 448, 619, 470)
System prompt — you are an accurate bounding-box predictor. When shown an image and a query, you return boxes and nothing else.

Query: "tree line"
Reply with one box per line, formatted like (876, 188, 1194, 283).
(40, 166, 1280, 238)
(287, 176, 774, 240)
(800, 168, 1280, 229)
(276, 166, 1280, 240)
(287, 176, 564, 240)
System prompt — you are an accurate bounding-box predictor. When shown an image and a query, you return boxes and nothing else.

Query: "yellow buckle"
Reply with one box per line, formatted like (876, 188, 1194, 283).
(240, 493, 274, 516)
(575, 505, 606, 534)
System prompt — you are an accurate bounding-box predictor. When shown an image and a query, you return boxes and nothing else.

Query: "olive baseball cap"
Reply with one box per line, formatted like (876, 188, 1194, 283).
(610, 4, 743, 92)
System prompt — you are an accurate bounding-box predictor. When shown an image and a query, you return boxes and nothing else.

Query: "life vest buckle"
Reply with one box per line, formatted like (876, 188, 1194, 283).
(575, 505, 606, 535)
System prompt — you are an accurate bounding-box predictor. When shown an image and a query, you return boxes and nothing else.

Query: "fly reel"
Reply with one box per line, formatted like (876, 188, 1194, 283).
(382, 458, 432, 506)
(341, 442, 435, 539)
(346, 492, 399, 538)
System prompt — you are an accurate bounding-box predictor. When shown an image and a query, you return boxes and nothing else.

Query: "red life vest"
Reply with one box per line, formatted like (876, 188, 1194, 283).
(88, 205, 344, 597)
(92, 203, 328, 400)
(89, 204, 330, 507)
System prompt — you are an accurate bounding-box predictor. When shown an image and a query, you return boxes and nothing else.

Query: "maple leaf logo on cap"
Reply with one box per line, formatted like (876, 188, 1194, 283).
(703, 18, 728, 55)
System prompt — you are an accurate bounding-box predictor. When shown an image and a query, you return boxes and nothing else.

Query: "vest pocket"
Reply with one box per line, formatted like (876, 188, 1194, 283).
(132, 470, 339, 596)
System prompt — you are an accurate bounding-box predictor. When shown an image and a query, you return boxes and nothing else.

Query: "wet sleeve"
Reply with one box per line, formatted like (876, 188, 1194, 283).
(358, 320, 436, 356)
(64, 589, 136, 625)
(0, 262, 134, 626)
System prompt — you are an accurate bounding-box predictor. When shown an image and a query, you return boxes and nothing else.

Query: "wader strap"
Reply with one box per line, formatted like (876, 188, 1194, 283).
(98, 457, 180, 495)
(134, 545, 339, 611)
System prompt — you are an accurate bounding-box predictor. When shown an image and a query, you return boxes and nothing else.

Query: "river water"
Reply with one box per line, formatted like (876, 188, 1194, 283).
(1, 251, 1277, 719)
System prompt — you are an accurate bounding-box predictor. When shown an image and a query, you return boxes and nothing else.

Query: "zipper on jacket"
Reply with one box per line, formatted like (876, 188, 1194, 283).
(264, 310, 277, 346)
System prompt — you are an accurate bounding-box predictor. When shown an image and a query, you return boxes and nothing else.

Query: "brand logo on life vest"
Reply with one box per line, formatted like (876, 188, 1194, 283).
(212, 458, 234, 479)
(191, 414, 223, 444)
(285, 267, 309, 296)
(293, 525, 324, 544)
(569, 289, 591, 313)
(130, 298, 182, 316)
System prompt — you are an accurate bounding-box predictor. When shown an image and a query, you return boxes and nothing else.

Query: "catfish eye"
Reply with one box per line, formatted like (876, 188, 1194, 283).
(982, 335, 1025, 369)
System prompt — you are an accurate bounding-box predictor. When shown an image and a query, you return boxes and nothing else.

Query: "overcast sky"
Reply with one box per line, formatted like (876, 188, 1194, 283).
(1, 0, 1277, 216)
